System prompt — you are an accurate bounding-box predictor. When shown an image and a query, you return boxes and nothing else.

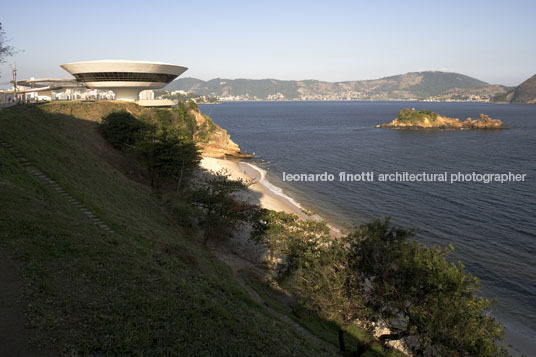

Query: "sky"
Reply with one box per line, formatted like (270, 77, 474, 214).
(1, 0, 535, 87)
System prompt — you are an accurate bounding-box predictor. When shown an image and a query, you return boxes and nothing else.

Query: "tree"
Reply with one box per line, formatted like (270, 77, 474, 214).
(252, 216, 509, 356)
(345, 218, 508, 355)
(99, 111, 147, 150)
(190, 169, 259, 244)
(251, 212, 364, 352)
(250, 210, 330, 278)
(137, 132, 200, 190)
(294, 237, 366, 353)
(0, 23, 15, 68)
(99, 110, 201, 190)
(177, 102, 197, 140)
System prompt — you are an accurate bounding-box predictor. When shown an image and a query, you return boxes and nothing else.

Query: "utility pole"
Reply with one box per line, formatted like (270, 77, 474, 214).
(12, 62, 17, 103)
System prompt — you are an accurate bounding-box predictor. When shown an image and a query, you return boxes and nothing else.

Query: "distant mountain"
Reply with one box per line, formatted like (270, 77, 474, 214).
(491, 74, 536, 104)
(164, 71, 510, 101)
(511, 74, 536, 104)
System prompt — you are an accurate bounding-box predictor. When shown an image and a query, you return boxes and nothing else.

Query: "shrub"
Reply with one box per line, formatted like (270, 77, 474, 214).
(190, 169, 260, 244)
(397, 108, 439, 124)
(252, 216, 508, 356)
(99, 111, 147, 150)
(136, 130, 200, 190)
(99, 110, 201, 190)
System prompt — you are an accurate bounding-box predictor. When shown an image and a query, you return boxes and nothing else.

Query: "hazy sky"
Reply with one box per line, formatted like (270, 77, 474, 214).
(1, 0, 534, 87)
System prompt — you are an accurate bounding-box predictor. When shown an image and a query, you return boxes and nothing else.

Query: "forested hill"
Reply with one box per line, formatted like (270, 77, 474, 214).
(165, 71, 510, 101)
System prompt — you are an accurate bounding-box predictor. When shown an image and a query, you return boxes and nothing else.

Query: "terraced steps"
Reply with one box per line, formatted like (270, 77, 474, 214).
(0, 139, 115, 234)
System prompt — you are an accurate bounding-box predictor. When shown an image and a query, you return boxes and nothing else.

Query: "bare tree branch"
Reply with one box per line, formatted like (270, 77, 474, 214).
(0, 22, 15, 66)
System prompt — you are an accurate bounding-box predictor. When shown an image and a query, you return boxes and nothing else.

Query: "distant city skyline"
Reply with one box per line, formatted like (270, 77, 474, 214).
(1, 0, 535, 87)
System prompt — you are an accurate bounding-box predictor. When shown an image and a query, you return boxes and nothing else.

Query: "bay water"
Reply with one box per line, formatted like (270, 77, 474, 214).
(201, 101, 536, 355)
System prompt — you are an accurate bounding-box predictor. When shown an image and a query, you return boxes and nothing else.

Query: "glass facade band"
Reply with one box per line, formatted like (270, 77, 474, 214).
(73, 72, 178, 83)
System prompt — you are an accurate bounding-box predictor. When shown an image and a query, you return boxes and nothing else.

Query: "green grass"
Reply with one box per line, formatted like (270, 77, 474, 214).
(240, 270, 405, 357)
(0, 104, 336, 356)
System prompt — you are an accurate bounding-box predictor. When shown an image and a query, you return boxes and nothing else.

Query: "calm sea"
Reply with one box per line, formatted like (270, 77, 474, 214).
(200, 101, 536, 355)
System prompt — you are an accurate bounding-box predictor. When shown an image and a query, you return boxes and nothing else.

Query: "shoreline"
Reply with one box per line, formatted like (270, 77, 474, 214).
(202, 99, 500, 104)
(200, 157, 310, 219)
(200, 157, 531, 355)
(200, 157, 342, 236)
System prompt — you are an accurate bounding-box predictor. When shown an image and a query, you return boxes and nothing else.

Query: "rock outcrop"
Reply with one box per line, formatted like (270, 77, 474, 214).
(187, 106, 251, 158)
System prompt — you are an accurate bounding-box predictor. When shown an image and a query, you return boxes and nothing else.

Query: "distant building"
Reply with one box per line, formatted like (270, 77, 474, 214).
(139, 90, 155, 100)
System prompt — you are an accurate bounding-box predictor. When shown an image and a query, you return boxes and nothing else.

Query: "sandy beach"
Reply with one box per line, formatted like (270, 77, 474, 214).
(200, 157, 310, 219)
(200, 157, 344, 239)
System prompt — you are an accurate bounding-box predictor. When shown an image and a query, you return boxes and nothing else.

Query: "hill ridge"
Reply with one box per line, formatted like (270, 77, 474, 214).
(165, 71, 509, 101)
(511, 74, 536, 104)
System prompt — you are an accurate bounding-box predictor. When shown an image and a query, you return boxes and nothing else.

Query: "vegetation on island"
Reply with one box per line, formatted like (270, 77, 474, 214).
(396, 108, 439, 124)
(380, 108, 507, 129)
(0, 101, 509, 355)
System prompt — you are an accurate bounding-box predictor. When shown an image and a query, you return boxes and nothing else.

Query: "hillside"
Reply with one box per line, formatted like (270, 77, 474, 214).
(511, 74, 536, 103)
(165, 71, 509, 101)
(0, 101, 508, 356)
(37, 101, 245, 158)
(0, 102, 336, 355)
(491, 73, 536, 104)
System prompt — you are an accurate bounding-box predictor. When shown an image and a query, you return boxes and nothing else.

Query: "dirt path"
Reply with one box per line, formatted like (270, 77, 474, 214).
(0, 253, 56, 356)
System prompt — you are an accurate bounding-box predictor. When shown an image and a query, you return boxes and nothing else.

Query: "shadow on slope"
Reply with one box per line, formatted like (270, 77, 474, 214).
(0, 104, 335, 355)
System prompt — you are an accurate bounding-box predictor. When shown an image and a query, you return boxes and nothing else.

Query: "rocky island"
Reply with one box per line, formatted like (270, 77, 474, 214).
(379, 108, 508, 129)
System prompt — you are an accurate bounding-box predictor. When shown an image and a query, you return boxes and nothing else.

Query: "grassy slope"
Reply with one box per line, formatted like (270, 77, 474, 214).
(0, 103, 334, 355)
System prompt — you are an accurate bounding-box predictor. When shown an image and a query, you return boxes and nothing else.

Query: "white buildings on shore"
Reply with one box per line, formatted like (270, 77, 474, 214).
(139, 90, 155, 100)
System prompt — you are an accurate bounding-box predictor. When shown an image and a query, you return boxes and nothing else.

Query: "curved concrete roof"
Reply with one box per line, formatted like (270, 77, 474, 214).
(59, 60, 188, 100)
(60, 60, 188, 76)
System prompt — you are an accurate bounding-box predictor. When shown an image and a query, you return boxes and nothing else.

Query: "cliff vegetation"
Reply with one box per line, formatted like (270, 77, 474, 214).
(39, 100, 246, 158)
